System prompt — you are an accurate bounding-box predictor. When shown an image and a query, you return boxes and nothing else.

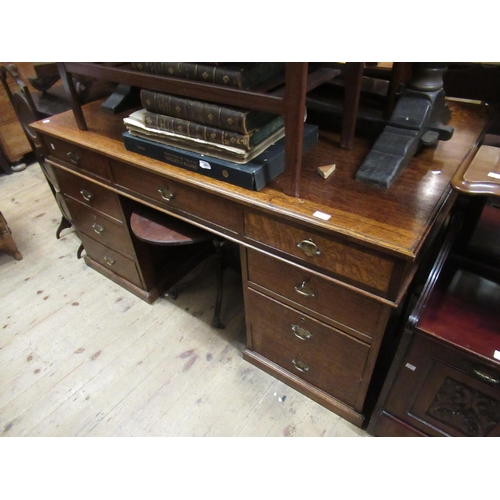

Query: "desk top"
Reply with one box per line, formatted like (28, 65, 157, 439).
(32, 98, 491, 261)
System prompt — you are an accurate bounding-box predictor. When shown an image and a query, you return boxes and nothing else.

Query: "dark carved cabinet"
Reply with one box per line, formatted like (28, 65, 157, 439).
(376, 323, 500, 437)
(369, 200, 500, 437)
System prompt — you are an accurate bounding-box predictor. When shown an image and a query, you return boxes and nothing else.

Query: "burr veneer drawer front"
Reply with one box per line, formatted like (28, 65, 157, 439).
(65, 198, 135, 258)
(44, 137, 112, 181)
(79, 233, 143, 288)
(247, 288, 370, 408)
(55, 167, 124, 222)
(246, 248, 387, 341)
(111, 161, 241, 235)
(244, 212, 396, 297)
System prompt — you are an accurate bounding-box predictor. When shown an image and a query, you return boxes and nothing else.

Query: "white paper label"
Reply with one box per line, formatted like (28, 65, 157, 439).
(488, 172, 500, 180)
(313, 211, 331, 221)
(50, 143, 55, 150)
(494, 350, 500, 361)
(405, 363, 416, 371)
(199, 160, 211, 170)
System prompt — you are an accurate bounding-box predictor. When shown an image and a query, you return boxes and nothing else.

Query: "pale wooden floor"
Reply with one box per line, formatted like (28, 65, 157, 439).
(0, 162, 369, 437)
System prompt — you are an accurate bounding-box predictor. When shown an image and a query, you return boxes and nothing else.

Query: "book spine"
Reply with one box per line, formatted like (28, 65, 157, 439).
(131, 62, 177, 76)
(143, 112, 251, 149)
(141, 90, 248, 134)
(132, 63, 244, 88)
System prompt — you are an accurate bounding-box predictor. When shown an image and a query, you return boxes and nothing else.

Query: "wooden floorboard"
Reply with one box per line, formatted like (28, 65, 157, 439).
(0, 163, 369, 437)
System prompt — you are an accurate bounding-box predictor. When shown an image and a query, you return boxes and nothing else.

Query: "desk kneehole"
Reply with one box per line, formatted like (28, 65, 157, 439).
(111, 160, 242, 235)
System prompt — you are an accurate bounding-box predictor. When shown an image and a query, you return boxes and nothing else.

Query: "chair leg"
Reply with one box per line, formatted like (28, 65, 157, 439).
(77, 243, 85, 259)
(212, 239, 225, 329)
(165, 285, 178, 299)
(56, 216, 72, 239)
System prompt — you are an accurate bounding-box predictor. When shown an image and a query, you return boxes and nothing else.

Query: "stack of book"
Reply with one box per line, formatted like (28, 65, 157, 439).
(123, 62, 318, 191)
(124, 63, 288, 164)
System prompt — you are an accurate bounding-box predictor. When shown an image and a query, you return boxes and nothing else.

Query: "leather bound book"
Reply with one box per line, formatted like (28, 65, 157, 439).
(140, 90, 277, 135)
(131, 62, 285, 90)
(142, 111, 285, 151)
(123, 109, 285, 163)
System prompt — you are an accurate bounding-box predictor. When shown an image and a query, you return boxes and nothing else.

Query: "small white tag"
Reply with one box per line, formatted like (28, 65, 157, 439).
(199, 160, 211, 170)
(405, 363, 416, 371)
(42, 119, 50, 123)
(313, 211, 331, 221)
(50, 143, 55, 150)
(494, 350, 500, 361)
(488, 172, 500, 180)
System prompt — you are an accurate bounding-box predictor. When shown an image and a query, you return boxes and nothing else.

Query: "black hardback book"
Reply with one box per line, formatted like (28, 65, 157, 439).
(131, 62, 285, 90)
(122, 124, 318, 191)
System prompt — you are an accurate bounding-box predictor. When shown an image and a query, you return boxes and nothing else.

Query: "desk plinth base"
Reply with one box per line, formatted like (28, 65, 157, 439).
(84, 256, 161, 304)
(243, 349, 364, 428)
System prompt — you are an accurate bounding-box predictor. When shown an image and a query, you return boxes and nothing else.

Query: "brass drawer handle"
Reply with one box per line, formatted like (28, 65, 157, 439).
(291, 324, 313, 340)
(67, 151, 81, 165)
(297, 239, 321, 257)
(80, 189, 94, 202)
(294, 279, 317, 298)
(473, 369, 500, 385)
(103, 256, 115, 266)
(158, 185, 174, 201)
(92, 223, 104, 234)
(292, 359, 310, 373)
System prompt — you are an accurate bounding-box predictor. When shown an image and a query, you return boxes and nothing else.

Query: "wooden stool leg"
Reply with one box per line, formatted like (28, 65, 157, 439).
(212, 240, 225, 329)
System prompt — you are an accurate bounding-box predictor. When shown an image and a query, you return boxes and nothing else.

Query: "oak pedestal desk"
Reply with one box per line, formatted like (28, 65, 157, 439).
(31, 99, 490, 428)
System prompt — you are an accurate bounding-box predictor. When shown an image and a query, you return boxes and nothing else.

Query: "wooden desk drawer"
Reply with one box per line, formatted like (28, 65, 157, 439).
(79, 233, 143, 288)
(65, 198, 135, 258)
(247, 289, 370, 407)
(244, 212, 396, 296)
(246, 249, 387, 341)
(112, 161, 241, 234)
(55, 167, 124, 222)
(44, 136, 111, 181)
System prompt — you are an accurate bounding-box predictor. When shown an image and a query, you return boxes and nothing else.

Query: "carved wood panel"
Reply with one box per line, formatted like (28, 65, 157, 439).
(426, 376, 500, 437)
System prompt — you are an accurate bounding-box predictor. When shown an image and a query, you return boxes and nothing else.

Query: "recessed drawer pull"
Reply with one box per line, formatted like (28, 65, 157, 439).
(67, 151, 81, 165)
(80, 189, 94, 202)
(297, 238, 321, 257)
(158, 186, 174, 201)
(92, 223, 104, 234)
(294, 279, 317, 298)
(291, 324, 313, 341)
(103, 256, 115, 266)
(473, 369, 500, 385)
(292, 358, 310, 373)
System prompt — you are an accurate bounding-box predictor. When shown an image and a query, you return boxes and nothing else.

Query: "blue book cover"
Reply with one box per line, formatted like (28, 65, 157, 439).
(122, 124, 318, 191)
